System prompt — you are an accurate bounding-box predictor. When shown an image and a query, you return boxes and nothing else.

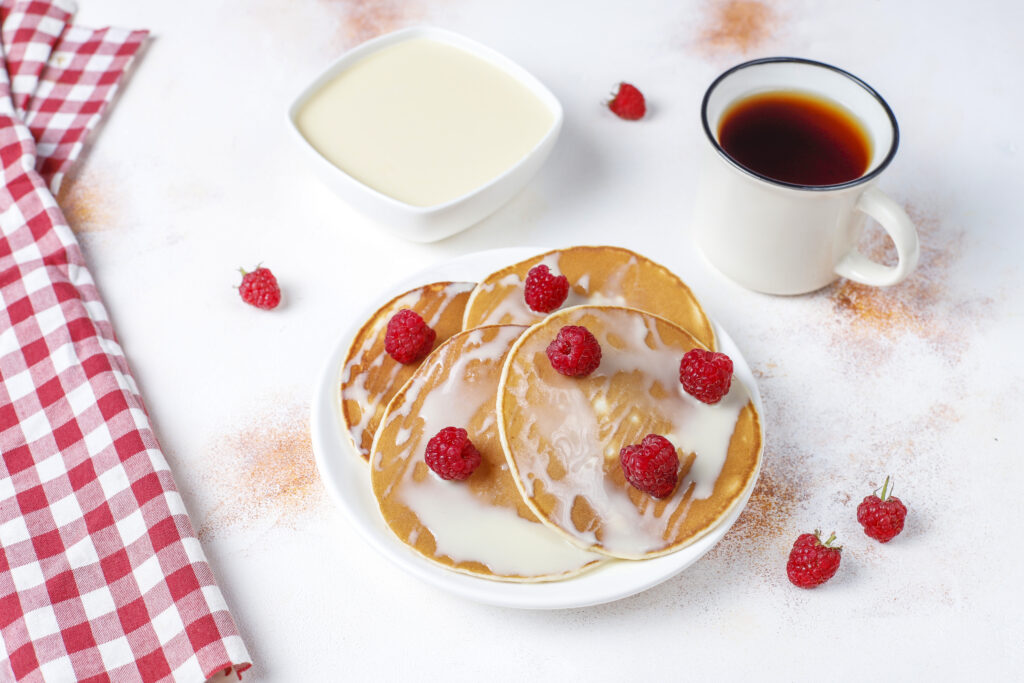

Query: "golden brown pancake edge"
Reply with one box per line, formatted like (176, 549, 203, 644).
(370, 324, 607, 582)
(496, 304, 762, 560)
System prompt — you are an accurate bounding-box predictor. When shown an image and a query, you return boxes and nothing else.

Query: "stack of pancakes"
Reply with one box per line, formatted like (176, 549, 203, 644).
(340, 246, 763, 582)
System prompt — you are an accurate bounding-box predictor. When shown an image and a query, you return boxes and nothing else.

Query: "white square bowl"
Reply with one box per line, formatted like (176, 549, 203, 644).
(287, 26, 564, 243)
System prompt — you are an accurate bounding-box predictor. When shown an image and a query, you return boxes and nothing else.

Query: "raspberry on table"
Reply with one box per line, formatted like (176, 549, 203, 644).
(524, 264, 570, 313)
(679, 348, 733, 404)
(786, 531, 842, 589)
(546, 325, 601, 377)
(856, 476, 908, 543)
(424, 427, 482, 481)
(384, 309, 437, 364)
(619, 434, 680, 499)
(608, 82, 646, 120)
(238, 265, 281, 310)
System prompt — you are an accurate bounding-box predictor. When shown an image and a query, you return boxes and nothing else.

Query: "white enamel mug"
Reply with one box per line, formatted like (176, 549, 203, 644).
(692, 57, 919, 295)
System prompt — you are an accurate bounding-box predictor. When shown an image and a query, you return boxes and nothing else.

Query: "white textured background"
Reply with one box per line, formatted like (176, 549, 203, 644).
(66, 0, 1024, 679)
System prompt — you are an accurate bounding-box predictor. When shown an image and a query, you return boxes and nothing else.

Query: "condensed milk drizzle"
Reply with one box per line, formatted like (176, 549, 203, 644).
(373, 326, 602, 577)
(469, 251, 631, 327)
(502, 307, 748, 556)
(341, 282, 475, 457)
(343, 289, 424, 453)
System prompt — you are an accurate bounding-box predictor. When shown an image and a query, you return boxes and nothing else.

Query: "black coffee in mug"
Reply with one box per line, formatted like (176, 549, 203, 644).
(717, 91, 871, 186)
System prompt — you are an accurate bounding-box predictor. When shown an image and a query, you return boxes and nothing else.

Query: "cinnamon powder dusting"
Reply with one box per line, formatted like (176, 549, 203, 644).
(702, 441, 810, 580)
(717, 463, 795, 546)
(323, 0, 425, 46)
(198, 405, 325, 540)
(55, 168, 118, 233)
(696, 0, 777, 55)
(825, 203, 988, 353)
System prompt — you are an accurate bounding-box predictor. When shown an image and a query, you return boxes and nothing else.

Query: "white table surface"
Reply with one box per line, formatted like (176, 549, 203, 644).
(66, 0, 1024, 679)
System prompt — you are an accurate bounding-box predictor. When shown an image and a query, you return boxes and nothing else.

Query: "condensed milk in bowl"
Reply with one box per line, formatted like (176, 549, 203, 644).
(288, 27, 563, 242)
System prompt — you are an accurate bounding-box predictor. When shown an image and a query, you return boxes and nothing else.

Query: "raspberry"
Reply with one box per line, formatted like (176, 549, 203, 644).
(238, 265, 281, 310)
(679, 348, 733, 404)
(546, 325, 601, 377)
(384, 309, 436, 364)
(619, 434, 680, 498)
(608, 82, 646, 120)
(424, 427, 481, 481)
(856, 476, 907, 543)
(787, 531, 842, 589)
(524, 265, 570, 313)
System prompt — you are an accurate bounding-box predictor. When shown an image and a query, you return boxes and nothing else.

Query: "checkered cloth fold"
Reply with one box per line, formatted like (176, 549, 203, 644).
(0, 2, 252, 681)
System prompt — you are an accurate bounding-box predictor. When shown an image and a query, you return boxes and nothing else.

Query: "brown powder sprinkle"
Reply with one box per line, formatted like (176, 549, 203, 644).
(324, 0, 424, 47)
(824, 202, 991, 356)
(702, 440, 811, 581)
(197, 403, 325, 541)
(701, 372, 818, 584)
(716, 460, 796, 546)
(55, 167, 119, 233)
(695, 0, 777, 55)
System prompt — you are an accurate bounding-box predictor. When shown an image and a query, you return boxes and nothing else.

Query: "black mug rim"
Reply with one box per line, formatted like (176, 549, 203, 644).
(701, 56, 900, 192)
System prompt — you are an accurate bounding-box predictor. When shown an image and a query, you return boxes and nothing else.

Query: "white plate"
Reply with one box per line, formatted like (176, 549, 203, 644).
(310, 247, 764, 609)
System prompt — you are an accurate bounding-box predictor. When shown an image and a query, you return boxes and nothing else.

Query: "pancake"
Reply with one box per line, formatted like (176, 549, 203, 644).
(462, 245, 716, 349)
(341, 281, 474, 459)
(370, 325, 604, 581)
(497, 305, 762, 559)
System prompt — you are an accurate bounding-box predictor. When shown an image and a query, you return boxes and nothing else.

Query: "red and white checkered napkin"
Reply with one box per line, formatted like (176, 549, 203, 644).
(0, 2, 252, 681)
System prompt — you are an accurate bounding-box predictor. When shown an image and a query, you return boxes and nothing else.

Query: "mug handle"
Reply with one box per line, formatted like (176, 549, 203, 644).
(834, 186, 920, 287)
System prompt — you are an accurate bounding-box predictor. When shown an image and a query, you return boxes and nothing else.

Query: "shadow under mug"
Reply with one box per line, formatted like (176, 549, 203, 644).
(692, 57, 920, 295)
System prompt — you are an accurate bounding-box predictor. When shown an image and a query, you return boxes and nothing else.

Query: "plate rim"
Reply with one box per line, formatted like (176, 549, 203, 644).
(310, 246, 765, 609)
